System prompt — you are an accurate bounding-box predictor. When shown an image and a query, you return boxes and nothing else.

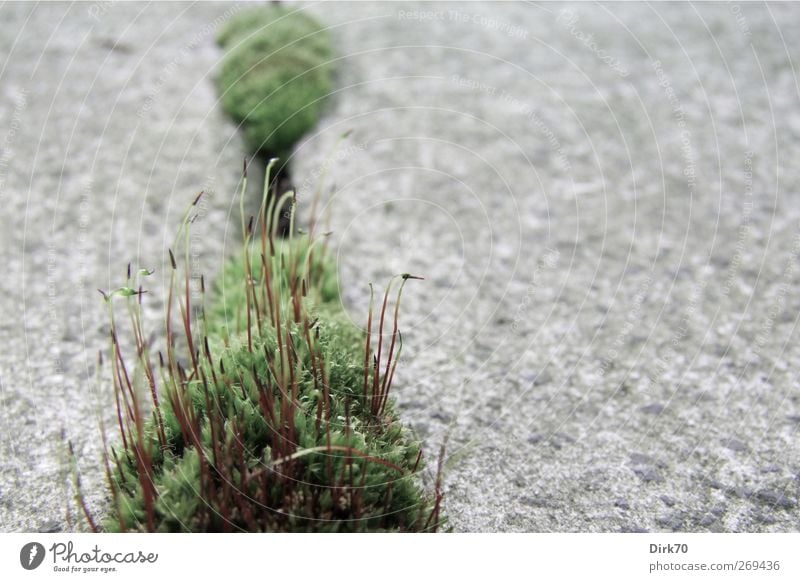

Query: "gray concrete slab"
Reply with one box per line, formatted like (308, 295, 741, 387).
(1, 1, 799, 532)
(295, 1, 800, 532)
(0, 1, 246, 532)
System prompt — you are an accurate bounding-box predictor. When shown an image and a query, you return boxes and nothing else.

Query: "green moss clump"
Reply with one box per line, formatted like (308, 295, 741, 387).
(97, 173, 444, 532)
(217, 5, 333, 158)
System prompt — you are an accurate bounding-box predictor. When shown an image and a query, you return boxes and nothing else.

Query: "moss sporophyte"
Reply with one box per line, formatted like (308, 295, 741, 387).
(84, 159, 445, 532)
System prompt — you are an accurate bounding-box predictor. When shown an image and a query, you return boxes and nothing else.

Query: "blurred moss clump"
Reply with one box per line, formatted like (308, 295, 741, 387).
(217, 4, 333, 158)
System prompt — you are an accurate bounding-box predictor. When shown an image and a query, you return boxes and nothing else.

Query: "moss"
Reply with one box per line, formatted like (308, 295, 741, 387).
(86, 8, 446, 534)
(217, 5, 328, 51)
(207, 235, 339, 339)
(216, 5, 333, 158)
(97, 168, 444, 532)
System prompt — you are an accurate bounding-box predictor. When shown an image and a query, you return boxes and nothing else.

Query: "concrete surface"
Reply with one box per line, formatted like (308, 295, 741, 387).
(1, 1, 800, 532)
(0, 1, 247, 532)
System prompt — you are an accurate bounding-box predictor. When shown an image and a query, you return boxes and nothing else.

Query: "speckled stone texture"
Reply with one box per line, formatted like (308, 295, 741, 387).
(1, 1, 799, 532)
(295, 1, 800, 532)
(0, 1, 247, 532)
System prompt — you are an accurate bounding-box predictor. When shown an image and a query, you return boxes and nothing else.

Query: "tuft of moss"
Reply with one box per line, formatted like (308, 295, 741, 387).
(216, 5, 333, 159)
(94, 164, 444, 532)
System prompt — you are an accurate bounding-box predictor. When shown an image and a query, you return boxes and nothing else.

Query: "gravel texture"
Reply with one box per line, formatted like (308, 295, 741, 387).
(2, 1, 800, 532)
